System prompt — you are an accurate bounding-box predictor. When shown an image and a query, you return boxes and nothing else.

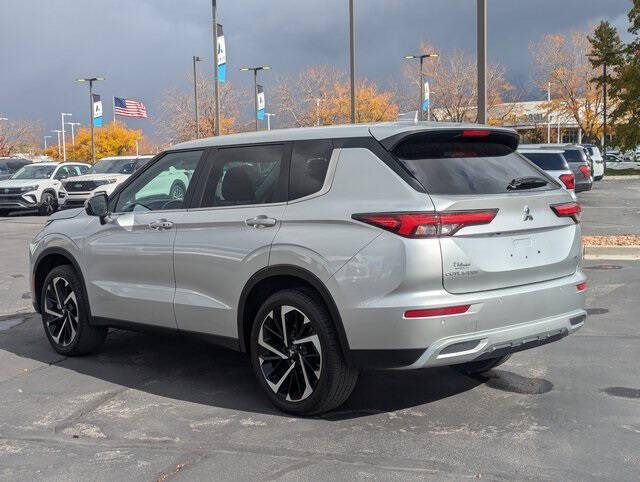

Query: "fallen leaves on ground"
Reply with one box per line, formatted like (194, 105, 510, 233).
(583, 235, 640, 246)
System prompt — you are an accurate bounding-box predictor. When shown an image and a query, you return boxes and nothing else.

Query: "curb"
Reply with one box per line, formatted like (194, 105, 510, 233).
(603, 175, 640, 180)
(583, 245, 640, 260)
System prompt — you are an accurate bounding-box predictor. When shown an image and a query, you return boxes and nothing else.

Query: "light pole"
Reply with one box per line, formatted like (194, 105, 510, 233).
(211, 0, 220, 136)
(192, 56, 203, 138)
(477, 0, 487, 124)
(547, 81, 551, 143)
(61, 113, 72, 162)
(76, 77, 104, 163)
(44, 135, 52, 150)
(349, 0, 356, 123)
(52, 130, 62, 157)
(265, 113, 275, 131)
(404, 53, 439, 121)
(240, 66, 271, 131)
(66, 122, 80, 146)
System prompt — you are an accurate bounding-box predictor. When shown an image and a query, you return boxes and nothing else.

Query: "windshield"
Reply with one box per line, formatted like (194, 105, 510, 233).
(89, 158, 138, 174)
(0, 162, 8, 173)
(11, 164, 55, 180)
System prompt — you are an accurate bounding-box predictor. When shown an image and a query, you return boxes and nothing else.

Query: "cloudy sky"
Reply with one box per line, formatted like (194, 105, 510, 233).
(0, 0, 632, 141)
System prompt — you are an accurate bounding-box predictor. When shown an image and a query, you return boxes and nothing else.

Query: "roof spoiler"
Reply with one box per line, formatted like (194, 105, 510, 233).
(373, 127, 520, 152)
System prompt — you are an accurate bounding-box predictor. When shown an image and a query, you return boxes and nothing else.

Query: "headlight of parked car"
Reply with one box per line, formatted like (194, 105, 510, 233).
(94, 179, 117, 187)
(20, 185, 39, 192)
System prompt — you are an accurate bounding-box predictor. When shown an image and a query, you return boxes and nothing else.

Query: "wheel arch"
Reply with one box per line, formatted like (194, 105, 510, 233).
(33, 247, 89, 317)
(237, 265, 353, 366)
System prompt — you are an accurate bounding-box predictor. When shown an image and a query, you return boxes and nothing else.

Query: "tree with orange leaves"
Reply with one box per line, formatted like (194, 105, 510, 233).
(272, 66, 398, 127)
(44, 121, 143, 162)
(531, 31, 604, 142)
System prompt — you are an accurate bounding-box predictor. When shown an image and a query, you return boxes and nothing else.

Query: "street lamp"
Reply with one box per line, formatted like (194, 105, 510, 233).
(76, 77, 104, 163)
(348, 0, 356, 123)
(52, 130, 62, 157)
(477, 0, 487, 124)
(66, 122, 81, 146)
(264, 113, 275, 131)
(44, 135, 52, 150)
(404, 53, 438, 121)
(239, 66, 271, 131)
(192, 56, 204, 138)
(315, 98, 326, 126)
(61, 113, 72, 161)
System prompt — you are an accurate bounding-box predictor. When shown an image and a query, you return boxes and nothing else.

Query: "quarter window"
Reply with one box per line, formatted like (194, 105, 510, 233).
(201, 144, 285, 207)
(289, 140, 332, 200)
(114, 150, 202, 212)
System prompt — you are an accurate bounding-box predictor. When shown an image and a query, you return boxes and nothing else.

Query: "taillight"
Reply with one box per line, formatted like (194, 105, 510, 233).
(576, 281, 586, 292)
(551, 202, 581, 223)
(579, 165, 591, 178)
(559, 173, 575, 190)
(405, 305, 470, 318)
(352, 210, 498, 238)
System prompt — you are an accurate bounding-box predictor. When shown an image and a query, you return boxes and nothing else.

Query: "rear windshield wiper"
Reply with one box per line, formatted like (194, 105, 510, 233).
(507, 176, 548, 190)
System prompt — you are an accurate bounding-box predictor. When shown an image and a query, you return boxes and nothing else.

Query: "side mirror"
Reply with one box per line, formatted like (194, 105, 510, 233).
(85, 193, 109, 223)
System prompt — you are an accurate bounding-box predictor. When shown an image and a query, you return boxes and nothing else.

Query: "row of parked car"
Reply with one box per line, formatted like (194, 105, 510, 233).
(0, 155, 153, 216)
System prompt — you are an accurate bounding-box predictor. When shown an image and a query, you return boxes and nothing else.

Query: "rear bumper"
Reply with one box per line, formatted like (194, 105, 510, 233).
(402, 308, 584, 369)
(339, 269, 586, 369)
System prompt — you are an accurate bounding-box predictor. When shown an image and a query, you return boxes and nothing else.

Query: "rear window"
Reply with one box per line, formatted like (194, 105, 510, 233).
(562, 149, 583, 163)
(393, 135, 554, 195)
(519, 152, 568, 171)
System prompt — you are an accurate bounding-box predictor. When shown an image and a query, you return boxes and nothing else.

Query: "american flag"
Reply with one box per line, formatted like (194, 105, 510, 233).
(114, 96, 148, 118)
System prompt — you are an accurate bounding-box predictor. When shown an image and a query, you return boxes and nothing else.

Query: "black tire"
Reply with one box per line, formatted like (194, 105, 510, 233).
(594, 175, 603, 181)
(249, 289, 358, 415)
(40, 265, 108, 356)
(0, 209, 8, 217)
(38, 191, 58, 216)
(169, 181, 186, 200)
(452, 354, 511, 375)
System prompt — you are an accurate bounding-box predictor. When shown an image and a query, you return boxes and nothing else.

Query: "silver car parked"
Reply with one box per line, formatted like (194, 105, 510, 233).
(29, 123, 587, 415)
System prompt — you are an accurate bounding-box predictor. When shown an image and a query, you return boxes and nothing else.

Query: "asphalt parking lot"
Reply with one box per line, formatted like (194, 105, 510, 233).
(0, 180, 638, 480)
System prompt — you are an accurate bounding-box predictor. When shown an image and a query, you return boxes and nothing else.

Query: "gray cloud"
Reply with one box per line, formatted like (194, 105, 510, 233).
(0, 0, 631, 140)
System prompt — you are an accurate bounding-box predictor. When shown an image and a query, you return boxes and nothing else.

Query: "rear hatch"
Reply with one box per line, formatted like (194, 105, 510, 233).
(373, 127, 581, 294)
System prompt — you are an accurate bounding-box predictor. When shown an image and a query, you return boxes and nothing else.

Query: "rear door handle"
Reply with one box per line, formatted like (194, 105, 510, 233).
(245, 215, 277, 228)
(148, 219, 174, 231)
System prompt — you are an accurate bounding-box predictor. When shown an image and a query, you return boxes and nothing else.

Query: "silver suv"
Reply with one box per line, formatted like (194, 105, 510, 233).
(29, 123, 587, 415)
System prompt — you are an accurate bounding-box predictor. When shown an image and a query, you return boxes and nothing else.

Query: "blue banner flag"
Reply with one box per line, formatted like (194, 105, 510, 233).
(92, 94, 103, 127)
(257, 84, 265, 120)
(217, 24, 226, 83)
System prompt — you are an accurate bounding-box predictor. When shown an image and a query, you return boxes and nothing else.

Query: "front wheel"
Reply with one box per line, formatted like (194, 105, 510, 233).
(41, 265, 108, 356)
(38, 192, 58, 216)
(250, 289, 358, 415)
(451, 354, 511, 375)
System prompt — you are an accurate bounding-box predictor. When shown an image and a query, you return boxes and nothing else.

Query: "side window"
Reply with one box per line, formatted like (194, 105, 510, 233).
(114, 150, 202, 212)
(201, 144, 285, 207)
(289, 140, 333, 200)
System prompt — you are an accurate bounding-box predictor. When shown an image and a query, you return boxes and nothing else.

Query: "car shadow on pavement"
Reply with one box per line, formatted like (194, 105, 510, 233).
(1, 313, 488, 420)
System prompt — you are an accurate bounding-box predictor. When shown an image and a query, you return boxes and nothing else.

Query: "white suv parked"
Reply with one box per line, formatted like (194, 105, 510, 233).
(0, 162, 89, 216)
(59, 156, 153, 209)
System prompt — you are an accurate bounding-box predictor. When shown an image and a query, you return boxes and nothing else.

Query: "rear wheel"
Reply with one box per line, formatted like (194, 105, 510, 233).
(0, 209, 8, 217)
(250, 289, 358, 415)
(452, 354, 511, 375)
(40, 265, 108, 356)
(38, 191, 58, 216)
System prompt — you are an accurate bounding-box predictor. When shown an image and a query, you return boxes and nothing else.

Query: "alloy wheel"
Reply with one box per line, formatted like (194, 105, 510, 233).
(42, 194, 55, 215)
(43, 277, 79, 346)
(257, 305, 322, 402)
